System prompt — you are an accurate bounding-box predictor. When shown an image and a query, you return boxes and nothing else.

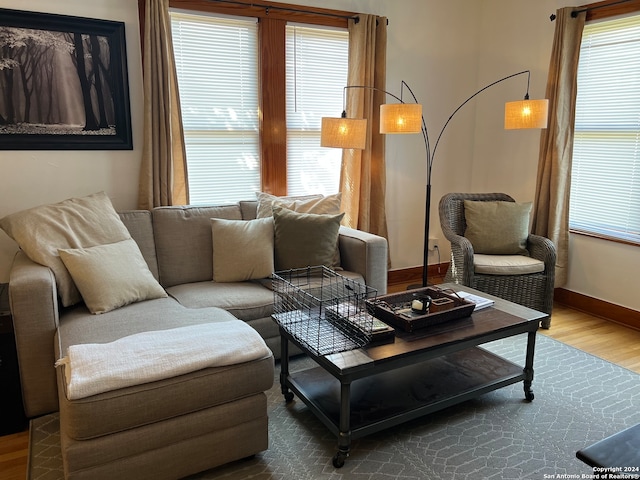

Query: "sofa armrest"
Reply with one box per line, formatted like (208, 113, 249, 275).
(9, 251, 60, 417)
(338, 226, 388, 295)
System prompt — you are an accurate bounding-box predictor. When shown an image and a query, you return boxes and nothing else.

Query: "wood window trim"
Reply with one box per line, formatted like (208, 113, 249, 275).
(570, 0, 640, 246)
(167, 0, 355, 28)
(138, 0, 356, 196)
(580, 0, 640, 21)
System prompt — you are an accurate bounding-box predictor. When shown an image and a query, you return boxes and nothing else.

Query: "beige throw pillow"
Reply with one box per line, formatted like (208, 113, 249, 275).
(58, 239, 167, 314)
(211, 217, 274, 282)
(273, 207, 344, 271)
(0, 192, 132, 306)
(463, 200, 532, 255)
(255, 192, 342, 219)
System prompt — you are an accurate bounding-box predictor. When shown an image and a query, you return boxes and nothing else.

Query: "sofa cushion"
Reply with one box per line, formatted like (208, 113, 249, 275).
(152, 205, 242, 287)
(0, 192, 131, 307)
(166, 281, 274, 321)
(211, 217, 274, 282)
(118, 210, 159, 280)
(463, 200, 532, 255)
(58, 239, 167, 314)
(59, 321, 270, 399)
(56, 297, 274, 440)
(273, 207, 344, 270)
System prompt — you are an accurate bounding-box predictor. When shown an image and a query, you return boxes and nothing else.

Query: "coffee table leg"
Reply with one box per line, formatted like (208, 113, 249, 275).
(523, 330, 536, 401)
(279, 330, 294, 402)
(332, 381, 351, 468)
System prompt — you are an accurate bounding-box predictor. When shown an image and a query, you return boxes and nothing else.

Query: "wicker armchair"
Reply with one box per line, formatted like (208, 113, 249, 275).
(438, 192, 556, 328)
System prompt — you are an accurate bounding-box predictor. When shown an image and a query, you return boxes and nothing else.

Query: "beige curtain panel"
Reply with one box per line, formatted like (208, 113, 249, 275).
(340, 14, 389, 241)
(138, 0, 189, 210)
(532, 7, 586, 287)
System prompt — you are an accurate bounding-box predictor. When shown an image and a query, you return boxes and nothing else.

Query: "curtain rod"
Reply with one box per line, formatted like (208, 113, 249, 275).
(206, 0, 360, 22)
(550, 0, 635, 20)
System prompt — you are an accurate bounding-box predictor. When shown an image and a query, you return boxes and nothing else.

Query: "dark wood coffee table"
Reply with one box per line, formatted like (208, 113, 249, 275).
(277, 284, 548, 468)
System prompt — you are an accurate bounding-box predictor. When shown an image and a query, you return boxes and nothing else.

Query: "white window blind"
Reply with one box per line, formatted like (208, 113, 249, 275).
(170, 12, 260, 205)
(570, 14, 640, 243)
(286, 25, 348, 196)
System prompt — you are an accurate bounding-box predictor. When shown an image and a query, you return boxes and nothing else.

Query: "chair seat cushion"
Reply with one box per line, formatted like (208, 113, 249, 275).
(474, 254, 544, 275)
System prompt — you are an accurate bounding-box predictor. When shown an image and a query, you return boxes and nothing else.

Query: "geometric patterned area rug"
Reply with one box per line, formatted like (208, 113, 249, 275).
(28, 334, 640, 480)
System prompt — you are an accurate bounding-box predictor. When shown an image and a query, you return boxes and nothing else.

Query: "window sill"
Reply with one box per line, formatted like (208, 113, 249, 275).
(569, 228, 640, 248)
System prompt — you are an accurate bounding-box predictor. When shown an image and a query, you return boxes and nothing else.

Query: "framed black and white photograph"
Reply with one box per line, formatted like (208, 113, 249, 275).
(0, 8, 132, 150)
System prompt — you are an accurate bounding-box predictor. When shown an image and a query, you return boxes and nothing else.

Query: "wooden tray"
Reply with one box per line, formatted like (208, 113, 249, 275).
(366, 287, 475, 333)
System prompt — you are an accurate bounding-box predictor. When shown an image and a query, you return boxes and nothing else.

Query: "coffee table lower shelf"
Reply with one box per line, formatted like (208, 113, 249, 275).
(282, 346, 527, 467)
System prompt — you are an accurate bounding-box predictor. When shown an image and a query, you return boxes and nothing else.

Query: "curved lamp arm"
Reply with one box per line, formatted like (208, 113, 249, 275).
(429, 70, 532, 173)
(323, 70, 546, 288)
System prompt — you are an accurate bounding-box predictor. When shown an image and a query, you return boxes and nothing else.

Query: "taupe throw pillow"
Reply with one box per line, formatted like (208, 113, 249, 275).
(463, 200, 532, 255)
(273, 207, 344, 271)
(0, 192, 132, 306)
(211, 217, 274, 282)
(58, 239, 167, 314)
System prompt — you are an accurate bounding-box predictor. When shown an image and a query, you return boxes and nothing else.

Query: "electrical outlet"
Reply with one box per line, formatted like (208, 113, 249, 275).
(428, 237, 439, 251)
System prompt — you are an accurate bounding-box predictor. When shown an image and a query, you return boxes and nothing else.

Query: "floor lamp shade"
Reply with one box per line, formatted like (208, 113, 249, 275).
(380, 103, 422, 134)
(504, 99, 549, 129)
(320, 117, 368, 149)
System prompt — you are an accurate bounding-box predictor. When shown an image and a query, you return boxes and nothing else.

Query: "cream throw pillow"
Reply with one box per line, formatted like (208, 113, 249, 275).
(211, 217, 274, 282)
(273, 207, 345, 271)
(0, 192, 132, 306)
(255, 192, 341, 219)
(58, 239, 167, 314)
(463, 200, 532, 255)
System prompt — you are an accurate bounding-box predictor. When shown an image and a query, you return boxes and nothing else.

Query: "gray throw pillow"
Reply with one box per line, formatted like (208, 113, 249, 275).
(463, 200, 532, 255)
(273, 207, 344, 271)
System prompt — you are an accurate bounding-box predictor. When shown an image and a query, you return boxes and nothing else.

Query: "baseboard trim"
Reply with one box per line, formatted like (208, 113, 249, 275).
(554, 288, 640, 331)
(388, 264, 448, 287)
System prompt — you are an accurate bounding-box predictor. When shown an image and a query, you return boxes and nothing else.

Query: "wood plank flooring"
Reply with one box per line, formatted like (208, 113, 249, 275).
(1, 300, 638, 479)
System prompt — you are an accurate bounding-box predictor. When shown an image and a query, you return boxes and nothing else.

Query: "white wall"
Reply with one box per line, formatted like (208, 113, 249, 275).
(1, 0, 638, 312)
(0, 0, 144, 281)
(476, 0, 640, 312)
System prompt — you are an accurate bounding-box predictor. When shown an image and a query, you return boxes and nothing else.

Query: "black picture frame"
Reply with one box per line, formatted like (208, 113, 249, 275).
(0, 8, 133, 150)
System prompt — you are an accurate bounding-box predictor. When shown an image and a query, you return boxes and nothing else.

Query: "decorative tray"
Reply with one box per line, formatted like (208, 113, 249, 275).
(366, 287, 475, 333)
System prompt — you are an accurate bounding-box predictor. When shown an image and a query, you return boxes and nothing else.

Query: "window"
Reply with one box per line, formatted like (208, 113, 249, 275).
(286, 25, 348, 195)
(168, 2, 351, 204)
(171, 12, 260, 205)
(570, 13, 640, 244)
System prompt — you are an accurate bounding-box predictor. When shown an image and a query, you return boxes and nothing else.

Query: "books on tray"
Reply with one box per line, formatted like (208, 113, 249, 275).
(456, 291, 494, 311)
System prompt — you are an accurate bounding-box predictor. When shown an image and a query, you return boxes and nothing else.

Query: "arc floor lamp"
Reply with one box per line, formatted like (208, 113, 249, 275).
(320, 70, 549, 288)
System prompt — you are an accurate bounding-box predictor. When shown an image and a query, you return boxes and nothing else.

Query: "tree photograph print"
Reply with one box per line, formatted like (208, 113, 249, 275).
(0, 9, 132, 150)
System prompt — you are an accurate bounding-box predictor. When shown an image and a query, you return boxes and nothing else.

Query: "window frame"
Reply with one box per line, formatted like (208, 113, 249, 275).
(139, 0, 356, 197)
(569, 0, 640, 247)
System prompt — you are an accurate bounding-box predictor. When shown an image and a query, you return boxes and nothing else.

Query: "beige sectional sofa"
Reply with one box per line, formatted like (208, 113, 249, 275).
(3, 193, 388, 479)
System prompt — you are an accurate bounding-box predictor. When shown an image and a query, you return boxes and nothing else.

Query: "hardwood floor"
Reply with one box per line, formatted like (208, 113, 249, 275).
(1, 300, 638, 479)
(0, 428, 28, 480)
(542, 302, 640, 373)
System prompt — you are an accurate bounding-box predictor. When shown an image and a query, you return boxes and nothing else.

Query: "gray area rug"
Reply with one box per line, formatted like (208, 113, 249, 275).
(28, 334, 640, 480)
